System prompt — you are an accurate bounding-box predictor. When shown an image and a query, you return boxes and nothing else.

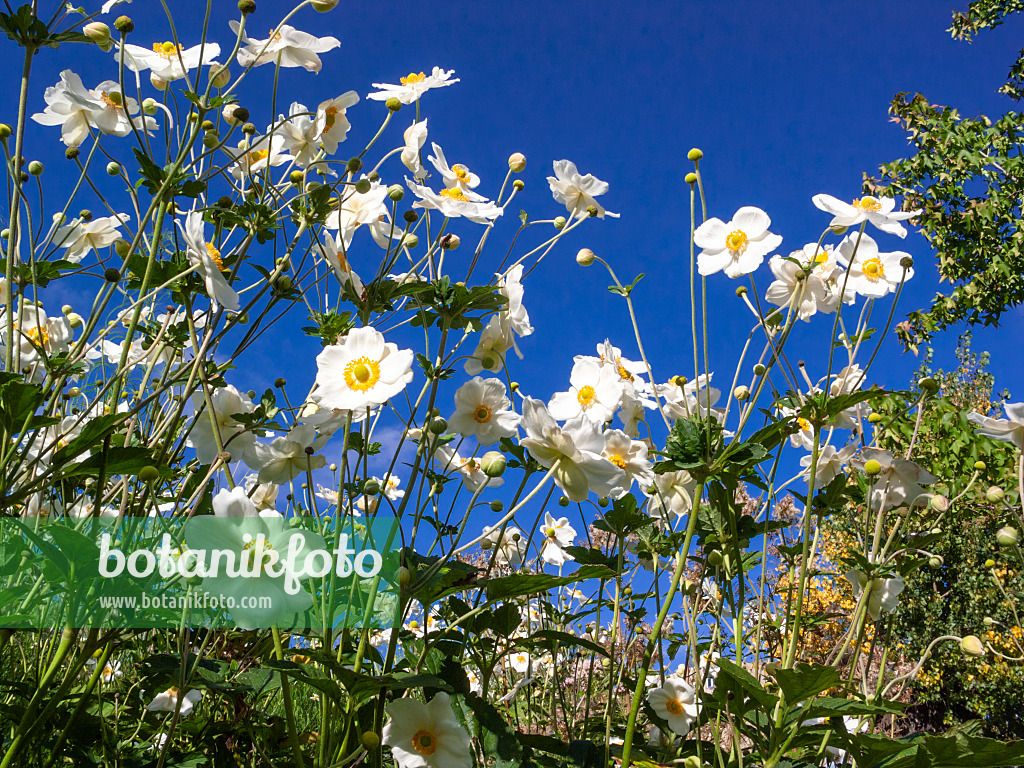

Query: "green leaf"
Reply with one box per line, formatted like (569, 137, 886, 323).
(773, 662, 841, 702)
(485, 565, 616, 602)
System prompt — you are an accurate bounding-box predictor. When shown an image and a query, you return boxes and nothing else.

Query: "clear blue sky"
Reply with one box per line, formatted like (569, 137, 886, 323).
(5, 0, 1022, 412)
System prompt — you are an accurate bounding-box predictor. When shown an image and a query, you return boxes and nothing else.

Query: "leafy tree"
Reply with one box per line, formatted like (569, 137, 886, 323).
(866, 1, 1024, 348)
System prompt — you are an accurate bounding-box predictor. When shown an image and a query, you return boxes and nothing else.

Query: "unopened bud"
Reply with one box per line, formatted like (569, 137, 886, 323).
(142, 98, 158, 115)
(428, 417, 448, 434)
(929, 495, 948, 512)
(289, 170, 304, 185)
(508, 152, 526, 172)
(986, 486, 1004, 503)
(996, 526, 1019, 547)
(960, 635, 985, 657)
(558, 496, 570, 507)
(113, 15, 133, 34)
(868, 412, 882, 423)
(576, 248, 595, 266)
(918, 376, 938, 395)
(928, 555, 943, 568)
(753, 363, 766, 376)
(311, 0, 339, 10)
(440, 233, 460, 250)
(211, 66, 231, 88)
(106, 162, 121, 176)
(385, 97, 402, 112)
(65, 146, 80, 160)
(974, 460, 987, 471)
(150, 75, 168, 91)
(361, 731, 380, 750)
(733, 385, 750, 401)
(354, 178, 371, 194)
(138, 465, 160, 484)
(27, 161, 43, 176)
(554, 216, 567, 230)
(83, 21, 112, 50)
(362, 478, 381, 496)
(238, 0, 256, 13)
(387, 184, 404, 201)
(830, 225, 848, 235)
(346, 157, 363, 173)
(67, 313, 83, 329)
(397, 566, 412, 589)
(900, 256, 914, 269)
(512, 179, 525, 191)
(863, 459, 882, 476)
(489, 499, 503, 512)
(735, 285, 747, 297)
(685, 172, 698, 185)
(684, 757, 702, 768)
(481, 451, 506, 478)
(687, 148, 703, 161)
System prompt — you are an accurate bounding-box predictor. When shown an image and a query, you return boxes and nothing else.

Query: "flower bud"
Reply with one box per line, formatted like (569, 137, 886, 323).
(481, 451, 506, 478)
(361, 731, 380, 750)
(512, 179, 525, 191)
(61, 304, 73, 315)
(733, 385, 750, 401)
(686, 148, 703, 161)
(67, 313, 83, 329)
(106, 162, 121, 176)
(558, 496, 570, 507)
(387, 184, 404, 201)
(554, 216, 567, 230)
(586, 205, 598, 217)
(385, 97, 402, 112)
(996, 526, 1018, 547)
(863, 459, 882, 476)
(986, 486, 1004, 503)
(960, 635, 985, 657)
(346, 157, 363, 173)
(974, 460, 986, 471)
(753, 363, 766, 376)
(83, 22, 112, 50)
(707, 550, 723, 566)
(138, 465, 160, 484)
(684, 172, 698, 185)
(203, 131, 220, 149)
(238, 0, 256, 13)
(150, 74, 168, 91)
(735, 285, 747, 297)
(490, 499, 503, 512)
(113, 15, 134, 35)
(211, 66, 231, 88)
(830, 225, 848, 235)
(312, 0, 339, 10)
(65, 146, 80, 160)
(354, 178, 371, 194)
(362, 478, 381, 496)
(0, 124, 11, 139)
(985, 558, 996, 568)
(918, 376, 938, 395)
(440, 233, 460, 250)
(289, 170, 304, 186)
(241, 122, 256, 135)
(868, 412, 882, 423)
(900, 256, 914, 269)
(576, 248, 595, 267)
(141, 98, 158, 115)
(104, 267, 120, 283)
(428, 417, 448, 434)
(112, 238, 131, 258)
(929, 495, 948, 512)
(403, 210, 418, 224)
(402, 233, 419, 249)
(597, 497, 609, 508)
(684, 757, 702, 768)
(397, 566, 412, 589)
(928, 555, 943, 568)
(508, 152, 526, 172)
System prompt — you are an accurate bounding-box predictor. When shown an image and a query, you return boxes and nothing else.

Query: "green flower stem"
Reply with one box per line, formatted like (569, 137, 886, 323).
(273, 625, 307, 768)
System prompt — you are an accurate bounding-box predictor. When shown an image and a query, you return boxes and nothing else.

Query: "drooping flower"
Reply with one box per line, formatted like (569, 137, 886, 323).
(382, 692, 472, 768)
(31, 70, 153, 146)
(229, 134, 291, 180)
(812, 193, 920, 239)
(115, 40, 221, 86)
(229, 22, 340, 72)
(482, 525, 528, 567)
(497, 264, 534, 339)
(406, 178, 503, 224)
(548, 357, 623, 424)
(428, 143, 483, 196)
(187, 384, 255, 465)
(694, 206, 782, 278)
(800, 443, 855, 485)
(316, 232, 364, 297)
(836, 232, 913, 299)
(53, 213, 129, 263)
(248, 424, 328, 485)
(327, 178, 399, 250)
(212, 486, 263, 517)
(275, 102, 320, 168)
(601, 429, 655, 497)
(851, 448, 937, 510)
(648, 679, 700, 735)
(764, 244, 841, 320)
(368, 68, 459, 105)
(435, 445, 504, 493)
(315, 91, 359, 154)
(448, 377, 520, 445)
(647, 470, 697, 518)
(539, 512, 576, 566)
(313, 326, 414, 411)
(464, 315, 514, 376)
(401, 119, 429, 179)
(146, 687, 202, 717)
(845, 570, 905, 621)
(967, 403, 1024, 450)
(519, 398, 625, 502)
(179, 211, 239, 311)
(547, 160, 619, 219)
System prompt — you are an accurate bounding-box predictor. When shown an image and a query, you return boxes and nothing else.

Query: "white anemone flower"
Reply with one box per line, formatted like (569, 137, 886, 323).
(481, 525, 528, 567)
(648, 679, 700, 735)
(435, 445, 504, 493)
(465, 315, 515, 375)
(836, 232, 913, 299)
(244, 473, 279, 510)
(812, 193, 920, 239)
(146, 687, 202, 717)
(187, 384, 255, 465)
(31, 70, 153, 146)
(601, 429, 655, 498)
(548, 357, 623, 424)
(851, 448, 937, 510)
(539, 512, 576, 567)
(53, 213, 129, 263)
(647, 470, 697, 518)
(179, 211, 239, 312)
(230, 134, 291, 180)
(368, 67, 459, 104)
(406, 178, 503, 224)
(382, 692, 472, 768)
(800, 443, 856, 485)
(317, 232, 364, 297)
(248, 424, 328, 485)
(212, 486, 263, 517)
(846, 570, 905, 621)
(315, 91, 359, 154)
(694, 206, 782, 278)
(428, 143, 483, 196)
(764, 245, 841, 321)
(275, 102, 320, 168)
(519, 397, 625, 502)
(229, 22, 340, 72)
(327, 178, 398, 250)
(448, 377, 520, 445)
(967, 403, 1024, 450)
(658, 374, 722, 422)
(313, 326, 414, 411)
(402, 120, 429, 179)
(547, 159, 619, 219)
(116, 40, 220, 85)
(497, 264, 534, 339)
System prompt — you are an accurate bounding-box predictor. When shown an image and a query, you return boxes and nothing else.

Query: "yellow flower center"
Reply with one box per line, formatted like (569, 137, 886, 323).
(576, 385, 597, 408)
(452, 164, 470, 181)
(616, 362, 634, 382)
(323, 106, 338, 131)
(166, 686, 180, 697)
(665, 698, 684, 716)
(546, 527, 558, 539)
(409, 620, 419, 629)
(401, 72, 427, 85)
(247, 149, 270, 166)
(205, 242, 224, 271)
(862, 257, 884, 281)
(242, 539, 276, 573)
(853, 196, 882, 212)
(473, 404, 492, 424)
(152, 41, 183, 57)
(23, 325, 49, 349)
(411, 727, 437, 755)
(343, 356, 381, 391)
(608, 454, 627, 470)
(725, 229, 748, 253)
(797, 417, 812, 432)
(439, 188, 467, 201)
(812, 249, 829, 266)
(99, 91, 123, 110)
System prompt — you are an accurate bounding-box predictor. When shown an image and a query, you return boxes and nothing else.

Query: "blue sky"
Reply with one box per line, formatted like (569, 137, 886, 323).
(4, 0, 1022, 425)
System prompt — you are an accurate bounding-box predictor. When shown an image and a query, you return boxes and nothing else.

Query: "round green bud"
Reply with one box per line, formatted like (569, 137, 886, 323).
(67, 386, 80, 397)
(576, 248, 595, 267)
(863, 459, 882, 476)
(481, 451, 506, 478)
(735, 285, 747, 297)
(402, 233, 419, 249)
(929, 495, 949, 513)
(104, 267, 120, 283)
(753, 363, 766, 376)
(984, 616, 994, 626)
(428, 417, 448, 434)
(113, 15, 134, 34)
(684, 172, 698, 185)
(362, 478, 381, 496)
(508, 152, 526, 172)
(512, 179, 525, 191)
(67, 312, 83, 329)
(361, 731, 380, 750)
(217, 196, 233, 209)
(79, 209, 92, 222)
(733, 385, 750, 401)
(354, 178, 372, 194)
(241, 122, 256, 135)
(230, 106, 249, 124)
(106, 162, 121, 176)
(211, 66, 231, 88)
(553, 216, 567, 229)
(289, 170, 304, 185)
(274, 377, 287, 388)
(597, 497, 609, 508)
(61, 305, 73, 315)
(138, 465, 160, 484)
(961, 635, 986, 657)
(0, 229, 8, 240)
(686, 148, 703, 161)
(203, 131, 220, 149)
(996, 526, 1019, 547)
(830, 225, 848, 235)
(931, 527, 942, 535)
(274, 275, 292, 291)
(0, 124, 11, 139)
(868, 412, 883, 423)
(985, 558, 996, 568)
(387, 184, 404, 201)
(986, 486, 1005, 503)
(489, 499, 503, 512)
(707, 550, 723, 566)
(586, 205, 599, 217)
(27, 161, 43, 176)
(397, 566, 412, 589)
(403, 211, 419, 225)
(346, 157, 363, 173)
(65, 146, 80, 160)
(928, 555, 943, 568)
(684, 757, 702, 768)
(558, 496, 570, 507)
(440, 233, 461, 250)
(312, 0, 339, 10)
(247, 390, 257, 399)
(900, 256, 914, 269)
(142, 97, 158, 115)
(918, 376, 938, 394)
(385, 97, 402, 112)
(238, 0, 256, 14)
(974, 460, 987, 471)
